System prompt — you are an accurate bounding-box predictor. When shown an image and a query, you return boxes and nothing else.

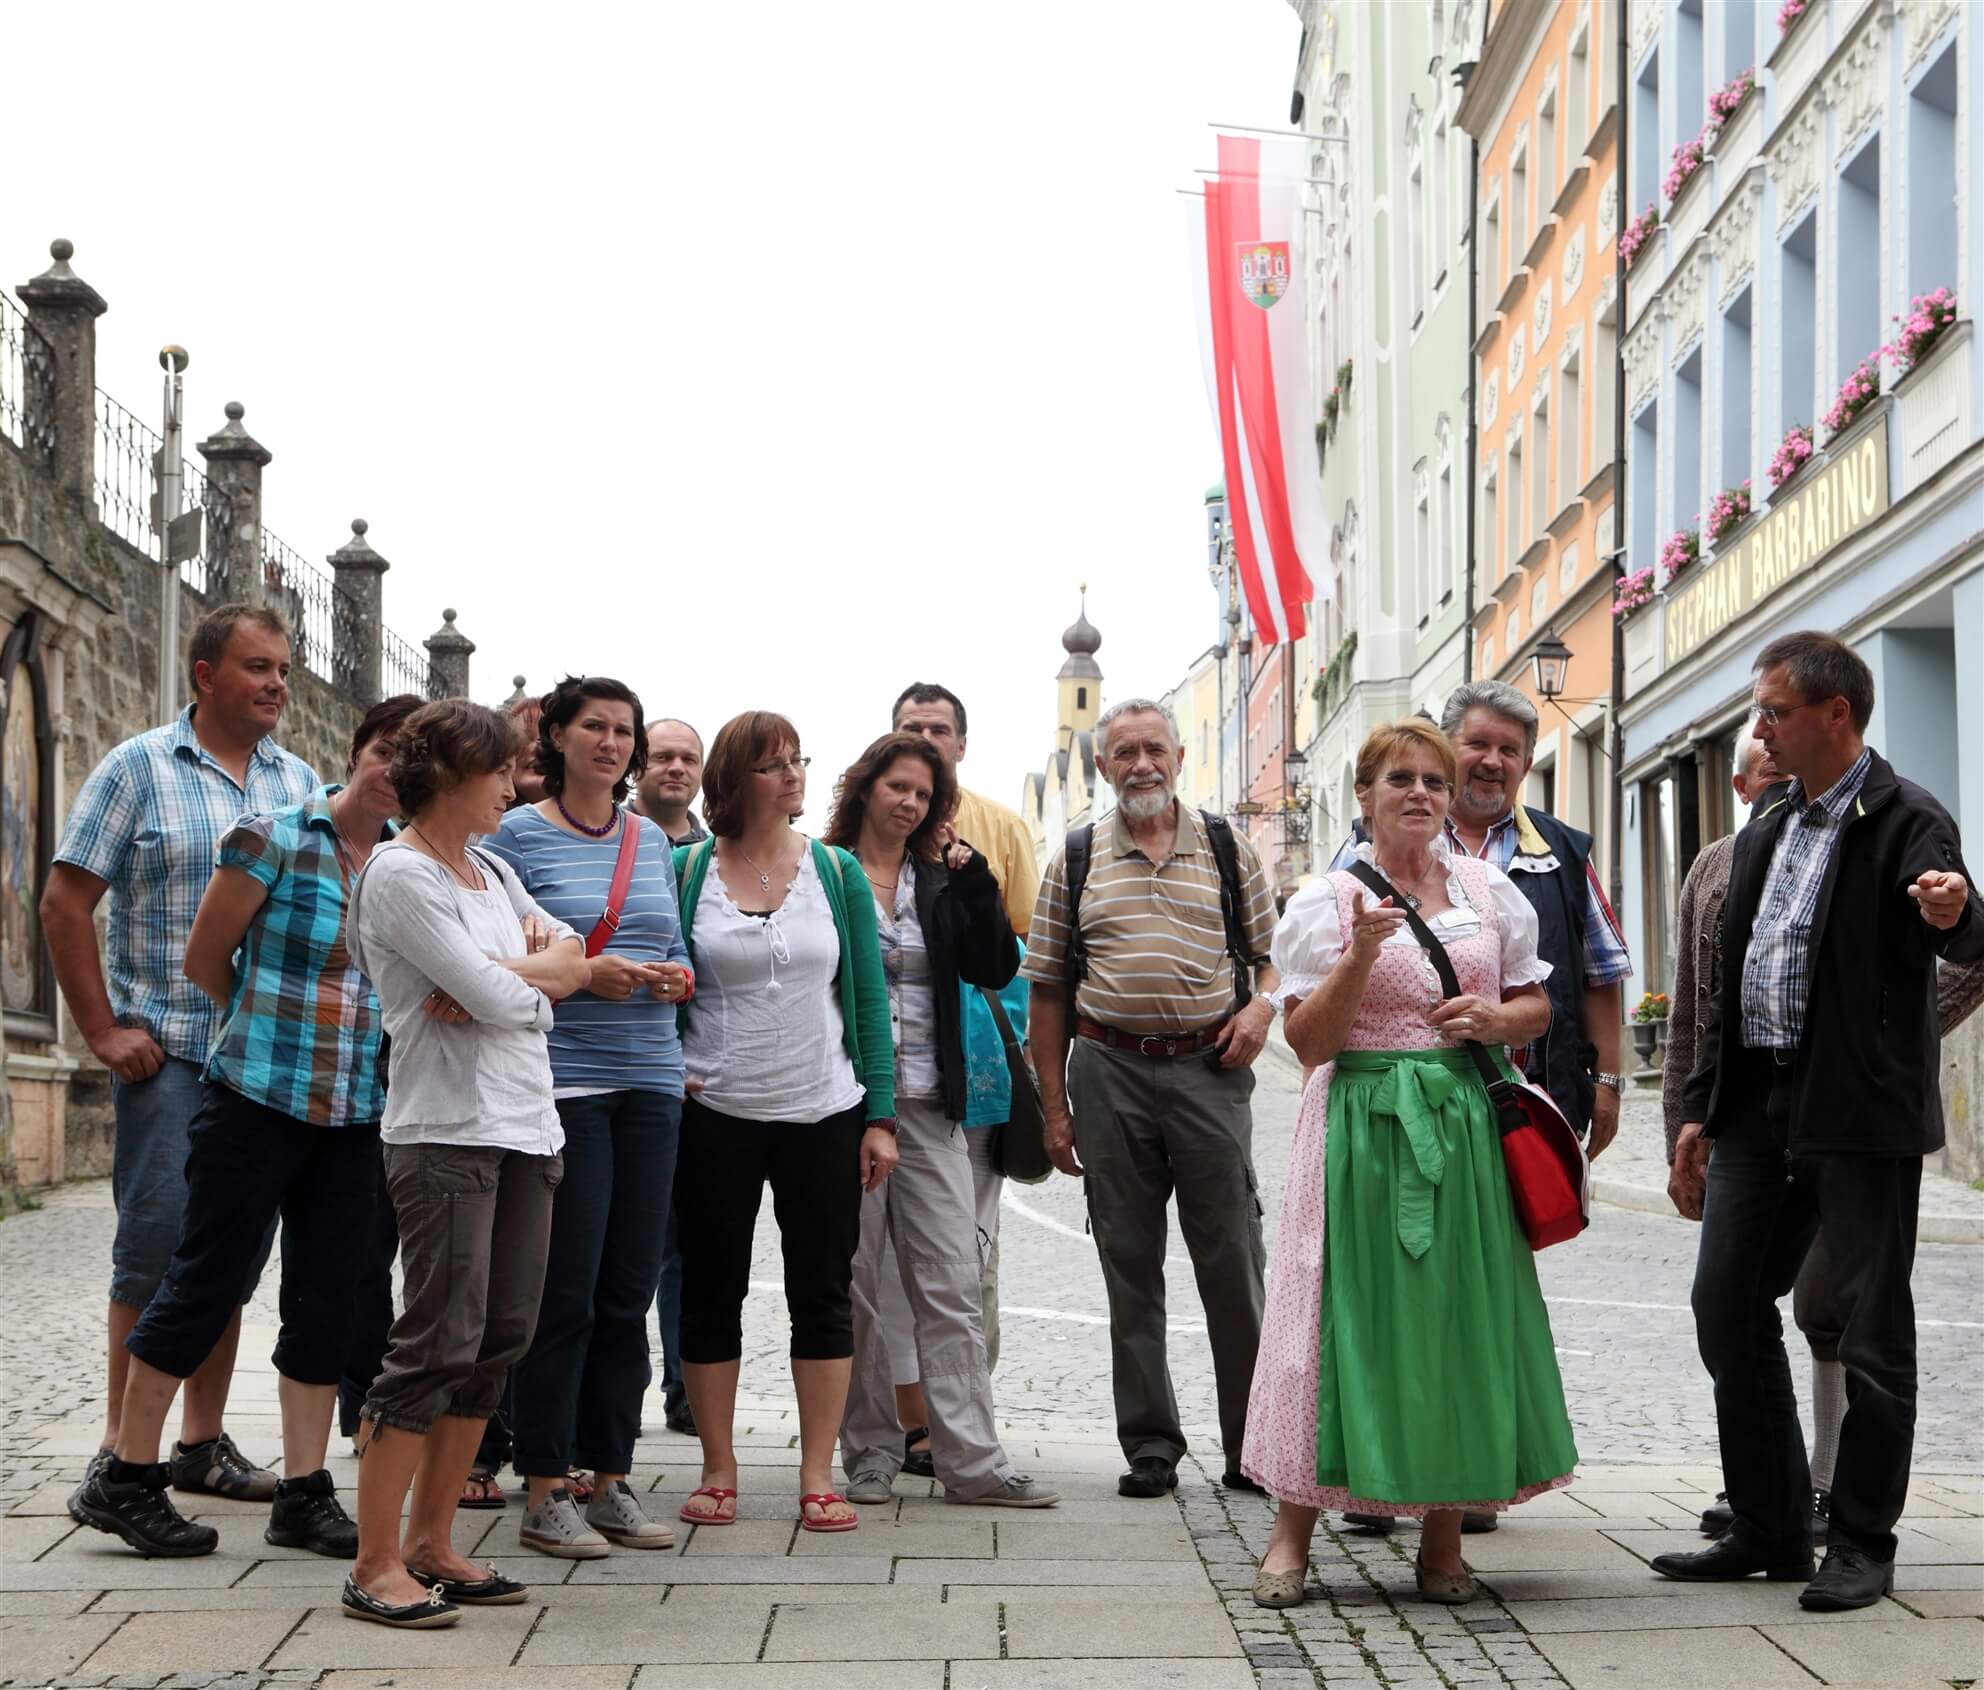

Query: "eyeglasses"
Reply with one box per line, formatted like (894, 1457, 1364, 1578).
(1752, 699, 1818, 727)
(750, 756, 812, 777)
(1381, 771, 1451, 795)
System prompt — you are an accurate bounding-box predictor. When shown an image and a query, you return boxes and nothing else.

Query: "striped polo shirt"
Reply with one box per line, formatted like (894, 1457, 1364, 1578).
(1022, 805, 1278, 1035)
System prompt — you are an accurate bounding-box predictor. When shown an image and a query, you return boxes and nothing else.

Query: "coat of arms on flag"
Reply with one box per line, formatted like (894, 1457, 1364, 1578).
(1237, 241, 1290, 309)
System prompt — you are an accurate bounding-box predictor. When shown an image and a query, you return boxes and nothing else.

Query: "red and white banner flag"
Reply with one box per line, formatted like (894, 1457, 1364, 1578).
(1195, 133, 1330, 644)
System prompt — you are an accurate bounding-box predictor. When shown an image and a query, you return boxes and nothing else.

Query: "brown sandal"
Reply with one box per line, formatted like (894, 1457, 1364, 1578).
(459, 1466, 506, 1510)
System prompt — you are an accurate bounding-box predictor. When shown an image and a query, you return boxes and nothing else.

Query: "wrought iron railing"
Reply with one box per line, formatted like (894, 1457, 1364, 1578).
(382, 624, 441, 701)
(0, 291, 56, 467)
(91, 388, 233, 594)
(262, 529, 360, 694)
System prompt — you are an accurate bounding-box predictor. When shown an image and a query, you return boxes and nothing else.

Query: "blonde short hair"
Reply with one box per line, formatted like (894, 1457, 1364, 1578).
(1353, 719, 1459, 791)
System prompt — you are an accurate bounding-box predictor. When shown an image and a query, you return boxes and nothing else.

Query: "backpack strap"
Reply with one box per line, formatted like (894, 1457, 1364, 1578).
(1198, 810, 1253, 1015)
(1062, 823, 1095, 1001)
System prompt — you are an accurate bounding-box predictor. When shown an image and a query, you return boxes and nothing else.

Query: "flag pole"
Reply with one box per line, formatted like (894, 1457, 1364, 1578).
(1209, 122, 1345, 143)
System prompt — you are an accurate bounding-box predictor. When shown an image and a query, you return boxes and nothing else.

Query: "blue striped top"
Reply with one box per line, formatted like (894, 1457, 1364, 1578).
(484, 807, 690, 1096)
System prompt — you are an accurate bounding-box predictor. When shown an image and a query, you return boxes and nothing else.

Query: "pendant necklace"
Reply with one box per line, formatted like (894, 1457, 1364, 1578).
(557, 798, 618, 839)
(734, 845, 774, 893)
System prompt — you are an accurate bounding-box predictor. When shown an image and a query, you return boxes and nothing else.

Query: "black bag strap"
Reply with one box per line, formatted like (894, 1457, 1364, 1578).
(1345, 859, 1511, 1104)
(1198, 810, 1253, 1015)
(1062, 823, 1095, 1001)
(978, 984, 1024, 1053)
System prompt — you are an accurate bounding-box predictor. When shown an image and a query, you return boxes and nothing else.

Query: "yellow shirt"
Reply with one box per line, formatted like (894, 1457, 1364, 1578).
(953, 786, 1042, 939)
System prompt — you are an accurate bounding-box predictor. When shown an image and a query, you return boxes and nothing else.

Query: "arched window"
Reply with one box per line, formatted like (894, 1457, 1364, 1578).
(1, 610, 56, 1035)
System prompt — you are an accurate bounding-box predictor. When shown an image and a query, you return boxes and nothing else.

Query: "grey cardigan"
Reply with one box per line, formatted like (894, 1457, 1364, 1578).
(347, 840, 577, 1139)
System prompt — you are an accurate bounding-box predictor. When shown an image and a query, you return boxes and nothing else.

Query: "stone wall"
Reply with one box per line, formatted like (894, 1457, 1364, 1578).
(1938, 1014, 1984, 1186)
(1, 239, 472, 1211)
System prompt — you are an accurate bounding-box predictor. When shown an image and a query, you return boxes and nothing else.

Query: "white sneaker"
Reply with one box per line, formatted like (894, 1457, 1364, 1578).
(585, 1479, 674, 1549)
(519, 1488, 611, 1558)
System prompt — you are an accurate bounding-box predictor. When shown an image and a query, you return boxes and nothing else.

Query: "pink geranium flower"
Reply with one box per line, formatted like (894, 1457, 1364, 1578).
(1883, 287, 1958, 375)
(1778, 0, 1810, 31)
(1618, 204, 1661, 269)
(1768, 424, 1814, 489)
(1820, 355, 1882, 441)
(1659, 528, 1701, 584)
(1705, 481, 1751, 546)
(1612, 567, 1656, 619)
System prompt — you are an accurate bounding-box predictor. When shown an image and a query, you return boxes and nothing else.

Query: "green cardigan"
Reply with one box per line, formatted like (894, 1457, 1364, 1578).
(672, 837, 896, 1120)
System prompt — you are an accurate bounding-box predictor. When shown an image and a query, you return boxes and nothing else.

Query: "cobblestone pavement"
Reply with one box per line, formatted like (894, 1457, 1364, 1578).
(3, 1054, 1980, 1688)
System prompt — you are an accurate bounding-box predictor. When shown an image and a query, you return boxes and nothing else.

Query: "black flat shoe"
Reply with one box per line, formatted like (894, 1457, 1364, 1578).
(1220, 1468, 1266, 1494)
(341, 1576, 461, 1628)
(1460, 1511, 1500, 1534)
(901, 1427, 935, 1480)
(1341, 1512, 1396, 1535)
(1799, 1544, 1893, 1611)
(1118, 1457, 1178, 1498)
(1650, 1539, 1814, 1583)
(405, 1562, 529, 1605)
(1699, 1492, 1735, 1536)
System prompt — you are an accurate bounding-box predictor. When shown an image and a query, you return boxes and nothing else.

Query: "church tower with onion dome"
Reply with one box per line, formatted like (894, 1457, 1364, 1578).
(1055, 588, 1102, 755)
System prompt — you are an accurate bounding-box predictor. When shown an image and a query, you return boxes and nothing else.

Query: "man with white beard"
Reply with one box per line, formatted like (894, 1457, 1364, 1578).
(1022, 699, 1282, 1500)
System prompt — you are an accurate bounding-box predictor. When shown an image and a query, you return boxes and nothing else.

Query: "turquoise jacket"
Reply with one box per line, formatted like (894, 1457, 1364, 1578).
(673, 837, 896, 1120)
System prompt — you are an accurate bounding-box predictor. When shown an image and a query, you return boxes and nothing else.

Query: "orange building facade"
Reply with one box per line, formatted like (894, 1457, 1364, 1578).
(1458, 0, 1624, 880)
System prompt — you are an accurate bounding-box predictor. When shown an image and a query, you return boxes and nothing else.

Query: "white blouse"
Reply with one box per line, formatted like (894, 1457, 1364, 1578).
(681, 846, 865, 1124)
(1268, 838, 1552, 1010)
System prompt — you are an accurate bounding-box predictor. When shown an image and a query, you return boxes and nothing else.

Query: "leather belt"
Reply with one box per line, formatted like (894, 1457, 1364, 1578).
(1075, 1017, 1219, 1059)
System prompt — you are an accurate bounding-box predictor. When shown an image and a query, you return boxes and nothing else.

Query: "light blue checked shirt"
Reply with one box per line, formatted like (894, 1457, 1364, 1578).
(1740, 750, 1872, 1051)
(205, 787, 389, 1126)
(1327, 810, 1631, 986)
(54, 707, 318, 1064)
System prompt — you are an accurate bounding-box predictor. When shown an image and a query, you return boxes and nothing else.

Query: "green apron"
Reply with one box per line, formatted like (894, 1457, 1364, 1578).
(1315, 1047, 1578, 1504)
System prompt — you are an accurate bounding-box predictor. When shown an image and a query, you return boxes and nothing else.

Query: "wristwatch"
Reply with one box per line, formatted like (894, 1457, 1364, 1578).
(1594, 1072, 1627, 1093)
(867, 1116, 900, 1136)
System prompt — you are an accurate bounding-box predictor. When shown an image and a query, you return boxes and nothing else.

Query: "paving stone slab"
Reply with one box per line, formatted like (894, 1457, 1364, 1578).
(320, 1671, 635, 1689)
(789, 1518, 992, 1559)
(1, 1555, 244, 1591)
(1532, 1624, 1831, 1688)
(0, 1512, 80, 1561)
(0, 1588, 94, 1616)
(762, 1595, 999, 1661)
(1760, 1615, 1984, 1682)
(1899, 1587, 1984, 1617)
(266, 1601, 538, 1668)
(1503, 1588, 1913, 1631)
(631, 1666, 943, 1689)
(892, 1557, 1207, 1587)
(77, 1606, 304, 1673)
(1602, 1524, 1984, 1569)
(86, 1585, 378, 1614)
(644, 1486, 812, 1523)
(1565, 1465, 1719, 1492)
(946, 1657, 1259, 1690)
(985, 1518, 1196, 1561)
(675, 1519, 797, 1557)
(0, 1612, 125, 1681)
(998, 1591, 1237, 1658)
(565, 1555, 894, 1586)
(519, 1590, 770, 1666)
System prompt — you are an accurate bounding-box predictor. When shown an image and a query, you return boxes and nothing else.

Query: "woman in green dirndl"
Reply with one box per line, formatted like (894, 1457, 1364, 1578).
(1239, 720, 1577, 1608)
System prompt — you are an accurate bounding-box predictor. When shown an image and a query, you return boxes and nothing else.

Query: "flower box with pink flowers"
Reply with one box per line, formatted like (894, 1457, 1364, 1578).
(1612, 567, 1657, 619)
(1768, 424, 1815, 491)
(1885, 288, 1958, 377)
(1705, 481, 1752, 547)
(1821, 355, 1883, 443)
(1659, 528, 1701, 585)
(1618, 205, 1661, 270)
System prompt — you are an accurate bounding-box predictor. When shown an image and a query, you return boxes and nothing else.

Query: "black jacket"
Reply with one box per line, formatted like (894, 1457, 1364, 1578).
(908, 848, 1021, 1121)
(1681, 749, 1984, 1156)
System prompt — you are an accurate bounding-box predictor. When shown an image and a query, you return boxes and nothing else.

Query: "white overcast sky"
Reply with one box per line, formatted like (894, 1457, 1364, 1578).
(12, 2, 1301, 820)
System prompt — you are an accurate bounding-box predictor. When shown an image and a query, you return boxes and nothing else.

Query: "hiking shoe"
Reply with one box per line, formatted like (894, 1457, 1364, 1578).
(519, 1487, 611, 1558)
(72, 1460, 219, 1557)
(170, 1431, 277, 1500)
(948, 1474, 1060, 1508)
(585, 1479, 674, 1549)
(66, 1447, 112, 1525)
(844, 1469, 897, 1505)
(265, 1468, 358, 1558)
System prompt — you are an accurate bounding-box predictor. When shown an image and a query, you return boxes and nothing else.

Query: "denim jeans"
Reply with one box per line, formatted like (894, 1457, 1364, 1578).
(111, 1059, 274, 1309)
(512, 1090, 680, 1477)
(1692, 1056, 1922, 1562)
(654, 1215, 686, 1416)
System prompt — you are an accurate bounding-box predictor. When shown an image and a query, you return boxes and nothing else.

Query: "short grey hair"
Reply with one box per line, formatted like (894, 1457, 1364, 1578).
(1441, 680, 1539, 761)
(1096, 697, 1181, 755)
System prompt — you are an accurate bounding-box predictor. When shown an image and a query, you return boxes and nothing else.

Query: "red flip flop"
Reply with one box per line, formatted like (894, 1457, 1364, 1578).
(799, 1491, 859, 1533)
(679, 1486, 738, 1525)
